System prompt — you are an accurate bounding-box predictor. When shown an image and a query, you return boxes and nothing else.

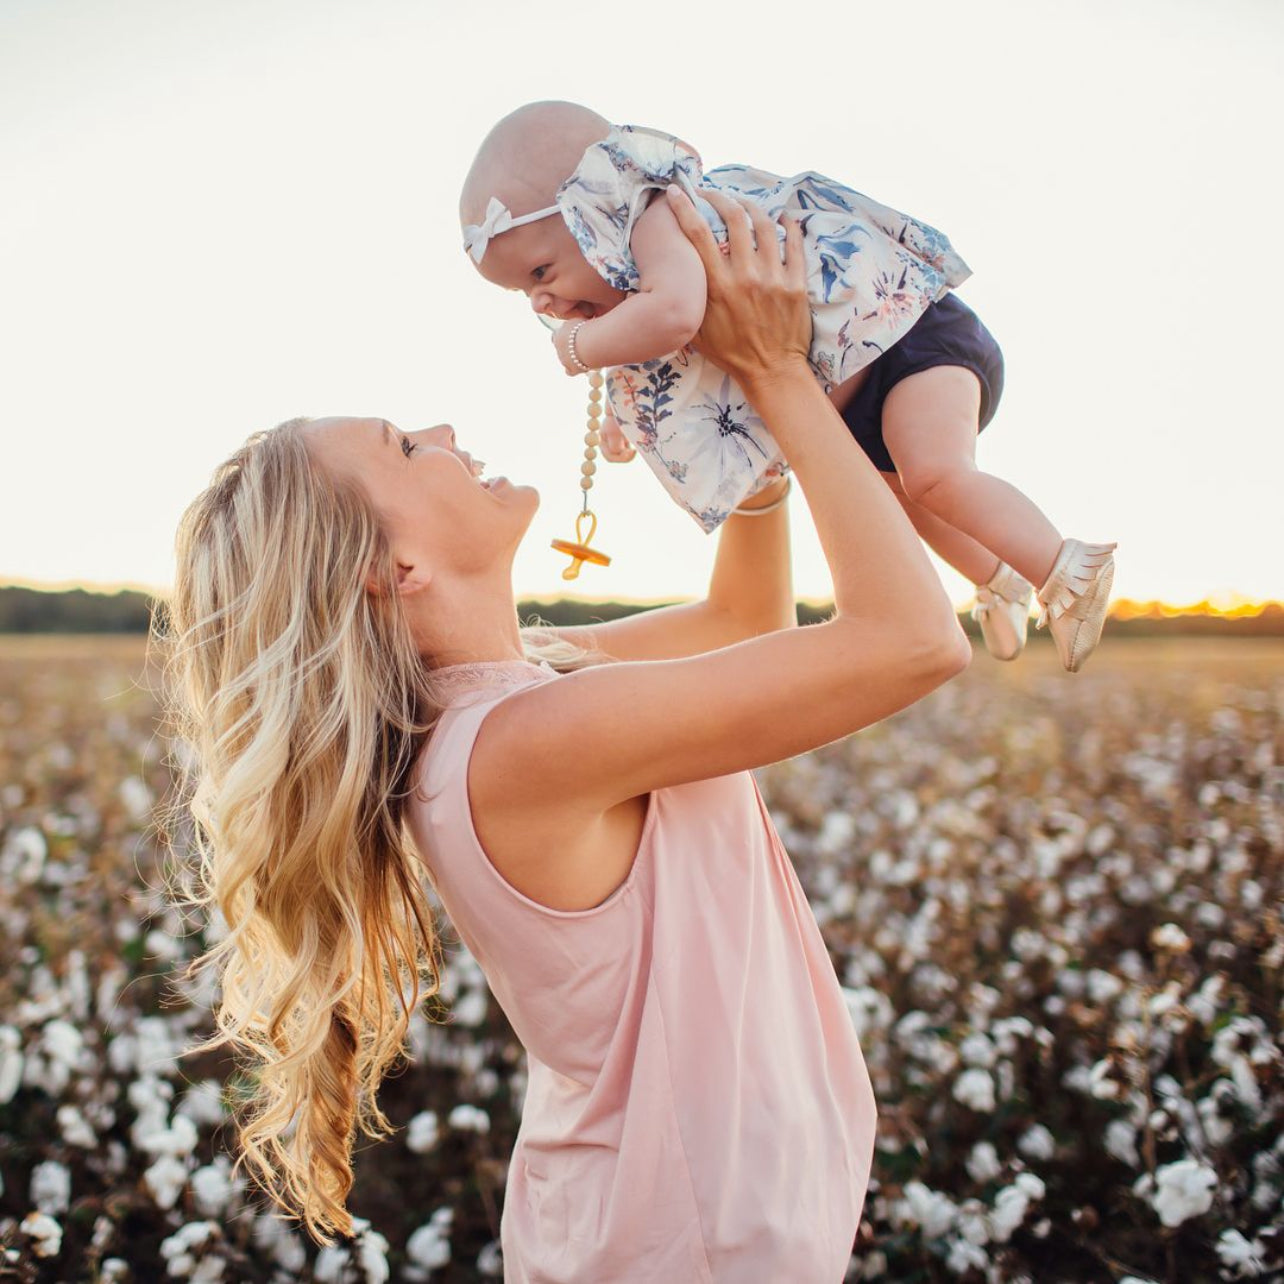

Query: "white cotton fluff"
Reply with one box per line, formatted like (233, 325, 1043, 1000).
(119, 776, 153, 822)
(29, 1160, 71, 1215)
(953, 1068, 996, 1113)
(965, 1142, 1002, 1184)
(0, 1026, 24, 1103)
(1017, 1124, 1056, 1162)
(477, 1240, 503, 1277)
(144, 1154, 190, 1210)
(190, 1162, 234, 1217)
(1104, 1119, 1140, 1167)
(176, 1080, 226, 1128)
(407, 1207, 455, 1270)
(1150, 1158, 1217, 1228)
(946, 1236, 988, 1274)
(56, 1104, 98, 1148)
(405, 1110, 440, 1153)
(958, 1033, 997, 1069)
(312, 1245, 351, 1283)
(1216, 1229, 1269, 1278)
(448, 1103, 490, 1134)
(19, 1212, 62, 1258)
(452, 988, 488, 1028)
(900, 1182, 957, 1239)
(355, 1226, 391, 1284)
(5, 827, 47, 884)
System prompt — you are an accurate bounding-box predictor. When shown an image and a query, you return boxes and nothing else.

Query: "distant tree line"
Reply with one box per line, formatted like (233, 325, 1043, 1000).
(1, 585, 1281, 637)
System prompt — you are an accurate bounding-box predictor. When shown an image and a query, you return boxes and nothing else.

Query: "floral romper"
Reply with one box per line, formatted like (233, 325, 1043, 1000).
(553, 124, 973, 531)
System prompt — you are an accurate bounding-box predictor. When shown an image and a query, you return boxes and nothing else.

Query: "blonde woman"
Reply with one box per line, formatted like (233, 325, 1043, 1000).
(163, 190, 970, 1282)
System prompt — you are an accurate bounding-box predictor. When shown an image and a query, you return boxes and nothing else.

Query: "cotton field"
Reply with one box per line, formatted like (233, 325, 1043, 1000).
(0, 635, 1280, 1282)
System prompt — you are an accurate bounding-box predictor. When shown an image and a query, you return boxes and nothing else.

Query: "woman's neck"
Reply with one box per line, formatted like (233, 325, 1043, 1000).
(406, 577, 527, 668)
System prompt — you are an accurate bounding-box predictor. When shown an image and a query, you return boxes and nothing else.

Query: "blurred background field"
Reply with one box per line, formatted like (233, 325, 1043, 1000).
(0, 633, 1281, 1282)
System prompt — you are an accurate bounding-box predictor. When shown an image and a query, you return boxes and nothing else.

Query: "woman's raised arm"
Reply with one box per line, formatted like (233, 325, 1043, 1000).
(475, 190, 970, 818)
(549, 472, 795, 661)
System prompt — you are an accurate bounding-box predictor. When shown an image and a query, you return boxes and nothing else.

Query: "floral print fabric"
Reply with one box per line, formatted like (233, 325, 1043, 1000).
(553, 124, 972, 531)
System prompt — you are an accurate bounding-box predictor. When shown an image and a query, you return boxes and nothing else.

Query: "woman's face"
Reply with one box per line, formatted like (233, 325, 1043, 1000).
(303, 417, 538, 591)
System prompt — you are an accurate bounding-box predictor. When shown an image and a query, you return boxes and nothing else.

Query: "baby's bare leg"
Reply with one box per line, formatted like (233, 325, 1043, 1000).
(877, 471, 1001, 585)
(882, 367, 1062, 587)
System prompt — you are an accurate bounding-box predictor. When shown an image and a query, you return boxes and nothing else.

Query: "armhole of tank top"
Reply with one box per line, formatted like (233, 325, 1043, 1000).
(441, 697, 659, 921)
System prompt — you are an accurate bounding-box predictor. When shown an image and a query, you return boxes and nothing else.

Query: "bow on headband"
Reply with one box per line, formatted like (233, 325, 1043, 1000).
(462, 196, 562, 264)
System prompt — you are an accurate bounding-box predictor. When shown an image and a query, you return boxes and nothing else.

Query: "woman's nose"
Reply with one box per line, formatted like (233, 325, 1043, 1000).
(423, 423, 456, 449)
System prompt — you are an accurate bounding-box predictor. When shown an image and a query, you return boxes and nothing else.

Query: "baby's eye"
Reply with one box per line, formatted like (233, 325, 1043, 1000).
(531, 264, 550, 282)
(400, 435, 417, 458)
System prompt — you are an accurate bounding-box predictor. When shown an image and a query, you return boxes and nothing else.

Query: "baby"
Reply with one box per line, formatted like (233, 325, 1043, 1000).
(460, 101, 1116, 671)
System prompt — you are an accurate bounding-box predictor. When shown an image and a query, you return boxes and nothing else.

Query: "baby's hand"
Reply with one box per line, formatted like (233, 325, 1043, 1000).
(552, 321, 586, 377)
(598, 408, 635, 463)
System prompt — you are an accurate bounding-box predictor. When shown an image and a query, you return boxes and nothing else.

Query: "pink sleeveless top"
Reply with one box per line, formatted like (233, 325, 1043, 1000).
(408, 662, 876, 1283)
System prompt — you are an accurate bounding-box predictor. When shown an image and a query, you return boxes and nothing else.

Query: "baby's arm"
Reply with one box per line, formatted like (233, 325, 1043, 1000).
(556, 197, 707, 371)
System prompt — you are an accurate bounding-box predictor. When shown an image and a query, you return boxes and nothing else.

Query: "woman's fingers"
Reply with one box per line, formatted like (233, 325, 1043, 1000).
(781, 214, 806, 292)
(665, 187, 725, 282)
(700, 188, 755, 263)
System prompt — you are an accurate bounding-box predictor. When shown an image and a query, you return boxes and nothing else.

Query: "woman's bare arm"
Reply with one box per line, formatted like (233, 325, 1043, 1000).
(561, 197, 707, 369)
(475, 190, 969, 852)
(550, 474, 794, 661)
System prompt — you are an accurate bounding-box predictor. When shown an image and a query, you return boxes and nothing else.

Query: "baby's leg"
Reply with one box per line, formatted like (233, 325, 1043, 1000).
(878, 470, 1002, 584)
(881, 367, 1062, 587)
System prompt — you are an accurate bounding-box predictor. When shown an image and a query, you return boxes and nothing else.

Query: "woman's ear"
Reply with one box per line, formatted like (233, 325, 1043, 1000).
(367, 561, 432, 598)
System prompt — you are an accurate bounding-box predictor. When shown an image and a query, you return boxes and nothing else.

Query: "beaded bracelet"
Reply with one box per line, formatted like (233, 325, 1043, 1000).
(565, 322, 592, 374)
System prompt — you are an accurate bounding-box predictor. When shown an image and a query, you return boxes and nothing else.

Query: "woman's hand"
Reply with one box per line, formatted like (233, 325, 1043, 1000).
(665, 186, 811, 393)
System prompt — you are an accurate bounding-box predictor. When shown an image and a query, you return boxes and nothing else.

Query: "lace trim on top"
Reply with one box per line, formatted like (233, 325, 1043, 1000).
(428, 658, 558, 706)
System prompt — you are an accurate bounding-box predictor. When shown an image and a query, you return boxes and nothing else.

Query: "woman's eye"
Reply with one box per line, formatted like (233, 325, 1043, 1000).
(400, 436, 416, 458)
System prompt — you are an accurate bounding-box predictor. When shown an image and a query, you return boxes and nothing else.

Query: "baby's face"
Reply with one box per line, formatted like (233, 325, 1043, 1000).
(475, 216, 626, 323)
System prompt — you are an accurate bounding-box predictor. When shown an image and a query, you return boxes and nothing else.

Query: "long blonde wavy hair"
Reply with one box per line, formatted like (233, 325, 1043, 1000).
(158, 417, 588, 1243)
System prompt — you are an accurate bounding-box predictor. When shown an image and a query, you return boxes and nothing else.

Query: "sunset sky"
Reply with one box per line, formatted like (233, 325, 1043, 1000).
(2, 0, 1280, 607)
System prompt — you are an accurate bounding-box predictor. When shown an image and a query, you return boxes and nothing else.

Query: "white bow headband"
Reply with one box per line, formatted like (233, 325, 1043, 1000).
(462, 196, 561, 264)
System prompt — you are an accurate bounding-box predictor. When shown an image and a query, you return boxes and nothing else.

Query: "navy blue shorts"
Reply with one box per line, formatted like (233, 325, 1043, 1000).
(837, 293, 1004, 474)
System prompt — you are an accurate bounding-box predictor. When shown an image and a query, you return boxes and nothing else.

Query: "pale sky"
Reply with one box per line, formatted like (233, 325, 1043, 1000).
(2, 0, 1280, 606)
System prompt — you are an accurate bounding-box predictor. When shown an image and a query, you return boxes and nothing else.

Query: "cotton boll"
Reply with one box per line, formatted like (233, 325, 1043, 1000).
(19, 1212, 62, 1258)
(477, 1240, 503, 1277)
(452, 988, 488, 1028)
(946, 1236, 988, 1274)
(953, 1068, 996, 1113)
(1150, 1158, 1216, 1228)
(312, 1245, 351, 1283)
(176, 1080, 226, 1128)
(355, 1226, 391, 1284)
(1017, 1125, 1056, 1162)
(56, 1104, 97, 1148)
(1104, 1119, 1140, 1167)
(899, 1182, 957, 1239)
(190, 1162, 234, 1218)
(407, 1208, 454, 1270)
(29, 1160, 71, 1215)
(966, 1142, 1001, 1184)
(405, 1110, 440, 1153)
(1216, 1229, 1269, 1277)
(0, 1026, 23, 1103)
(448, 1104, 490, 1134)
(144, 1154, 190, 1210)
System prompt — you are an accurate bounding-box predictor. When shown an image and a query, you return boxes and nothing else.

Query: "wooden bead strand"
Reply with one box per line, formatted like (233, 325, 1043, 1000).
(550, 368, 612, 580)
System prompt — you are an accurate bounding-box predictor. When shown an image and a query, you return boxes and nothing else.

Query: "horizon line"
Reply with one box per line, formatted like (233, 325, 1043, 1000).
(2, 577, 1283, 620)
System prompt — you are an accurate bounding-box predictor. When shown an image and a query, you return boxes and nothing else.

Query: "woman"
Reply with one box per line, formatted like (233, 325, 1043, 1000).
(163, 191, 970, 1281)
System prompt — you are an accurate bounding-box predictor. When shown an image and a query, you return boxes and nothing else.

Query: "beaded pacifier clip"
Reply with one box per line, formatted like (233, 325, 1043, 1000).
(549, 367, 612, 581)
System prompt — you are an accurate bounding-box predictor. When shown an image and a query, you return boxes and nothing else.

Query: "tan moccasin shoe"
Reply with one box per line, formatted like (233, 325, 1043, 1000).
(1036, 539, 1117, 672)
